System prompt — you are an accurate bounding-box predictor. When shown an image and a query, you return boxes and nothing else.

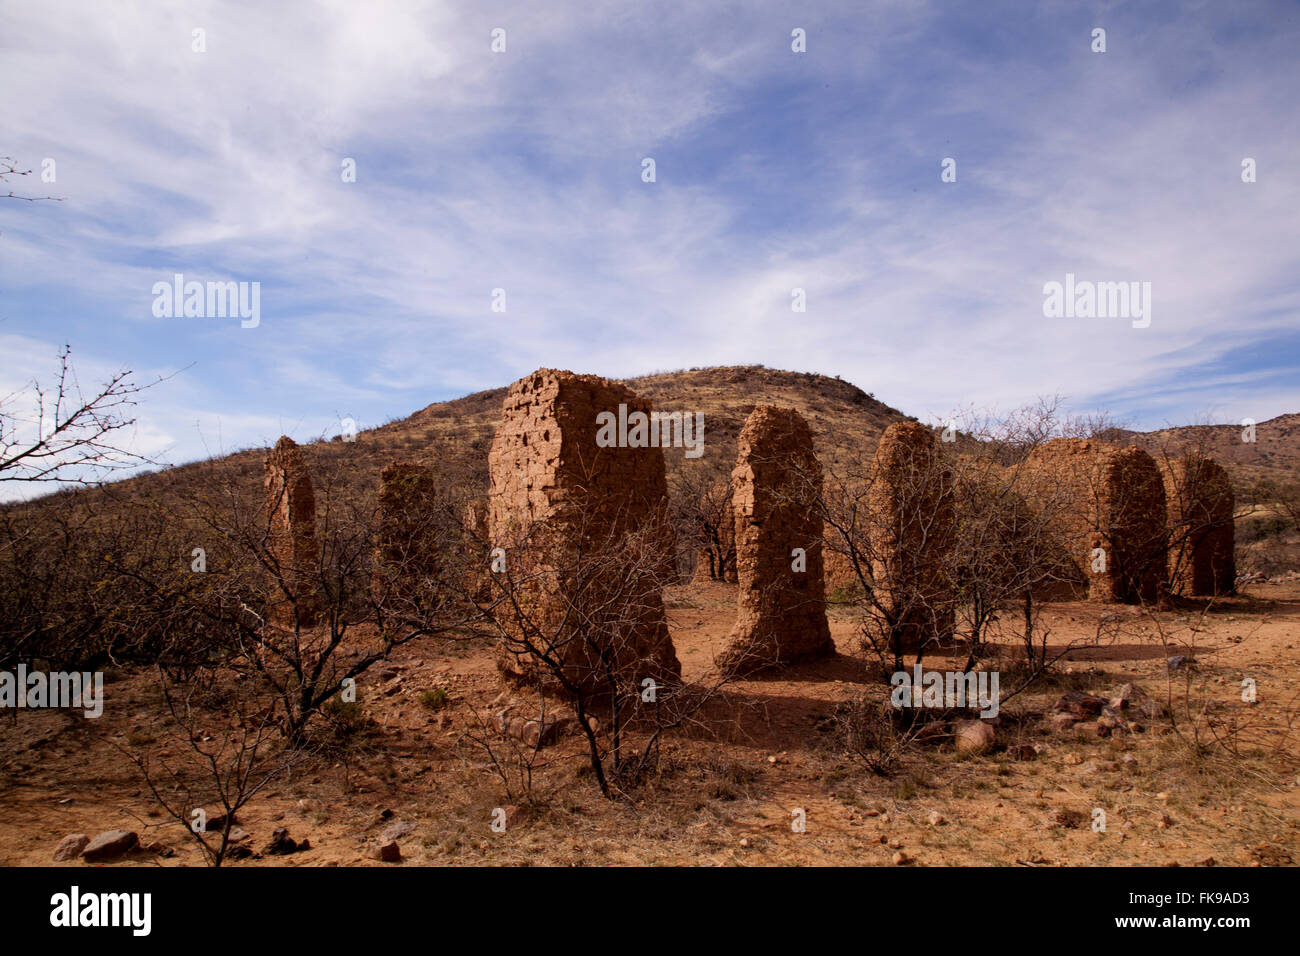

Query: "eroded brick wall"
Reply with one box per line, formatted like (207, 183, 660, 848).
(718, 406, 834, 674)
(487, 369, 680, 694)
(264, 436, 319, 627)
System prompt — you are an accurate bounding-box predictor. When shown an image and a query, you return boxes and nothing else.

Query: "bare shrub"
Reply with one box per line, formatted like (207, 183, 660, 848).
(119, 666, 307, 866)
(669, 465, 735, 582)
(483, 499, 735, 798)
(835, 697, 920, 777)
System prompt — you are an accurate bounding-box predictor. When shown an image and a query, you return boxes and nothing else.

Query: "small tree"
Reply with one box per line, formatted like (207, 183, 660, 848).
(670, 465, 735, 581)
(0, 345, 159, 487)
(120, 665, 305, 866)
(484, 496, 736, 798)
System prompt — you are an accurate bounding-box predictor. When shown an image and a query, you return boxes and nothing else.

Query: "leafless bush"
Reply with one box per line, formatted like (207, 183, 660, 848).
(13, 450, 488, 745)
(455, 686, 555, 803)
(164, 457, 487, 744)
(119, 665, 307, 866)
(0, 489, 207, 672)
(835, 697, 921, 776)
(482, 494, 738, 799)
(1136, 602, 1292, 763)
(669, 464, 735, 581)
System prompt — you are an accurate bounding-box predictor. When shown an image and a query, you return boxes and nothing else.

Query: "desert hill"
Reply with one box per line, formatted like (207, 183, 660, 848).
(16, 365, 1299, 515)
(4, 366, 1300, 871)
(1118, 414, 1300, 488)
(76, 366, 916, 513)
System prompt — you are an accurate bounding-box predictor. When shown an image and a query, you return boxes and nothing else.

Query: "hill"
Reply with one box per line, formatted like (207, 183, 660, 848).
(11, 365, 1298, 515)
(77, 366, 915, 514)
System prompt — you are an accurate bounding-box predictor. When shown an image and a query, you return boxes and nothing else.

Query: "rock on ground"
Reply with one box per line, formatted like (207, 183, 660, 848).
(52, 833, 89, 862)
(81, 830, 138, 862)
(955, 719, 996, 754)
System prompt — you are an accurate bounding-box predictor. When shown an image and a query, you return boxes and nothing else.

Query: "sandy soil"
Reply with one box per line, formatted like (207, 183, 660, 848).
(2, 580, 1297, 867)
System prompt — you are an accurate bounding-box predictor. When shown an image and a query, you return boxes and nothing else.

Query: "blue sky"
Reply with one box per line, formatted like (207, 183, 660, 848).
(2, 0, 1298, 498)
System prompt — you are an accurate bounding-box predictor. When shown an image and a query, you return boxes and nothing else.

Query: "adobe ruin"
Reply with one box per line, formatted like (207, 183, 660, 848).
(264, 436, 319, 627)
(487, 369, 681, 695)
(1162, 455, 1235, 597)
(1024, 439, 1168, 604)
(868, 421, 957, 650)
(717, 406, 835, 674)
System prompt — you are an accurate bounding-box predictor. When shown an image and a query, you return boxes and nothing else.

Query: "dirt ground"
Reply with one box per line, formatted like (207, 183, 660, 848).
(2, 580, 1298, 867)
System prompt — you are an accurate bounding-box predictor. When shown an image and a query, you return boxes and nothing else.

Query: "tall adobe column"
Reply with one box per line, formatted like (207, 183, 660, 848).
(868, 421, 957, 651)
(264, 436, 320, 627)
(717, 405, 834, 675)
(487, 369, 680, 695)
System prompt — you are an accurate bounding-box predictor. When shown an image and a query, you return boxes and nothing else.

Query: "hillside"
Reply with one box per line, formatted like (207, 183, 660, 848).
(13, 365, 1299, 516)
(5, 365, 1300, 872)
(78, 366, 916, 514)
(1119, 415, 1300, 489)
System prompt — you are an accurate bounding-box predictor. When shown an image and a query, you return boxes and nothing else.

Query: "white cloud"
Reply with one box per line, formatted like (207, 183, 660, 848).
(0, 0, 1295, 489)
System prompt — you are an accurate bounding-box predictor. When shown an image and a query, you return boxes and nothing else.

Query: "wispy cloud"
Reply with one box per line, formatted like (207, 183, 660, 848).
(2, 0, 1297, 499)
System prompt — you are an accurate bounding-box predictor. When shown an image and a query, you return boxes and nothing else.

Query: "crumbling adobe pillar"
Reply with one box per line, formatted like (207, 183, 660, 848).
(487, 369, 681, 695)
(373, 461, 440, 608)
(1106, 446, 1169, 603)
(264, 436, 319, 627)
(1025, 439, 1168, 604)
(868, 421, 957, 651)
(717, 406, 834, 675)
(1162, 455, 1234, 597)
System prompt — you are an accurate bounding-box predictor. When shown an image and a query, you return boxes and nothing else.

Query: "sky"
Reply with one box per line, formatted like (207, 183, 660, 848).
(2, 0, 1298, 498)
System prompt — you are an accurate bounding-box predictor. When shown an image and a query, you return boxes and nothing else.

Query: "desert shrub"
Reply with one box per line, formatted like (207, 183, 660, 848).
(0, 492, 233, 670)
(835, 698, 917, 777)
(1236, 515, 1290, 545)
(702, 756, 761, 801)
(322, 698, 368, 741)
(420, 688, 448, 711)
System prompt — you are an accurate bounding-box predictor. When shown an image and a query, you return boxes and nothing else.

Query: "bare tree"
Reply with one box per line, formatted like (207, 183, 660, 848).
(180, 459, 489, 743)
(119, 665, 306, 866)
(669, 464, 735, 581)
(0, 345, 162, 486)
(89, 451, 487, 745)
(456, 685, 555, 803)
(482, 493, 739, 799)
(819, 435, 957, 678)
(820, 400, 1109, 683)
